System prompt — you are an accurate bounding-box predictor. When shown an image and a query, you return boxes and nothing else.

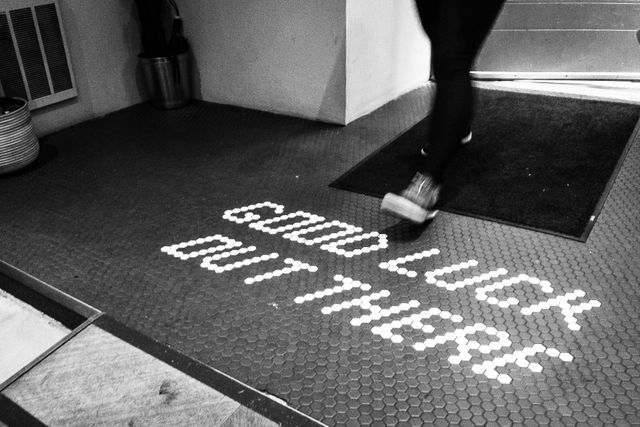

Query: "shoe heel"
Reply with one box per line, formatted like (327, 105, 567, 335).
(381, 193, 433, 224)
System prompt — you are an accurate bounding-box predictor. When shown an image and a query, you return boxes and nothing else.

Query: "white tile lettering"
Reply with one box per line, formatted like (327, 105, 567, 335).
(284, 221, 362, 246)
(163, 202, 603, 385)
(379, 249, 440, 278)
(161, 235, 242, 260)
(244, 258, 318, 285)
(471, 344, 573, 384)
(294, 275, 372, 304)
(223, 201, 284, 224)
(224, 202, 388, 258)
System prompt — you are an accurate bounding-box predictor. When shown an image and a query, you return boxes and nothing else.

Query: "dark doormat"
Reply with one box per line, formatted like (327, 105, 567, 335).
(331, 89, 640, 241)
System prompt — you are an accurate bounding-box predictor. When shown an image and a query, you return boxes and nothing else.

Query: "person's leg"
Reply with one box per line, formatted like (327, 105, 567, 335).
(382, 0, 505, 223)
(421, 0, 505, 183)
(415, 1, 438, 42)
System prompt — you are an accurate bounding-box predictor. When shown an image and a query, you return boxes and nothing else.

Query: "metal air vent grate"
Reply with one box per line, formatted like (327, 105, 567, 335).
(0, 0, 76, 109)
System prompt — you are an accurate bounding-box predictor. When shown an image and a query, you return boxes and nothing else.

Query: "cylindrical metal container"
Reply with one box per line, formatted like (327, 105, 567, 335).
(0, 98, 39, 175)
(139, 50, 191, 109)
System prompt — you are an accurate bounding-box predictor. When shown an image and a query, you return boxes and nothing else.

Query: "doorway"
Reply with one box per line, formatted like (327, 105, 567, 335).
(472, 0, 640, 80)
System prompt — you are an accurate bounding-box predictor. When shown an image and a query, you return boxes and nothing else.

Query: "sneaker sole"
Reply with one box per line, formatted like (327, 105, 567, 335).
(461, 131, 473, 144)
(420, 132, 472, 158)
(381, 193, 438, 224)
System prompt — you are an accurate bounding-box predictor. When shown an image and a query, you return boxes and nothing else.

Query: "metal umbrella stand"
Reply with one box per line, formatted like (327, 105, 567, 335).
(136, 0, 191, 109)
(139, 49, 191, 109)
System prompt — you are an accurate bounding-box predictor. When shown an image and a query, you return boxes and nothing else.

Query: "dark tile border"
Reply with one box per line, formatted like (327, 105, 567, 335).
(0, 262, 323, 425)
(94, 315, 326, 427)
(0, 314, 99, 392)
(0, 261, 99, 329)
(0, 394, 47, 427)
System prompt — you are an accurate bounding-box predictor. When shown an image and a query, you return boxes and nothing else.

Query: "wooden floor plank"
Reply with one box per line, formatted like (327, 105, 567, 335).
(2, 325, 242, 426)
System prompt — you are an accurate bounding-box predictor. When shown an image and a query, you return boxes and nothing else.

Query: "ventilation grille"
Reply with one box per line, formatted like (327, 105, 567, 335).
(0, 0, 76, 109)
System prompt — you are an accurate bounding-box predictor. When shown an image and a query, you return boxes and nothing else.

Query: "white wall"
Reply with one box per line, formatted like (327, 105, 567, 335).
(180, 0, 429, 125)
(180, 0, 346, 124)
(30, 1, 430, 133)
(31, 0, 143, 136)
(345, 0, 430, 123)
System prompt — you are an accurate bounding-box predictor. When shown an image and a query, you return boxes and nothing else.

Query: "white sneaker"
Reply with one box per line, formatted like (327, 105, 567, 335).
(381, 173, 440, 224)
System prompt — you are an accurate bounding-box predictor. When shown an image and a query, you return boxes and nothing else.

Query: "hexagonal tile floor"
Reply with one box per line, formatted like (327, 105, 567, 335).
(0, 85, 638, 426)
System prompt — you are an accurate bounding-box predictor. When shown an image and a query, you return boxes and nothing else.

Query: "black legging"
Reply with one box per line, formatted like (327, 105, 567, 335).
(415, 0, 505, 183)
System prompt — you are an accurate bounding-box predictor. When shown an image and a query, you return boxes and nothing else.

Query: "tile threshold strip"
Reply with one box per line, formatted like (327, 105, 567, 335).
(94, 315, 326, 427)
(0, 261, 325, 427)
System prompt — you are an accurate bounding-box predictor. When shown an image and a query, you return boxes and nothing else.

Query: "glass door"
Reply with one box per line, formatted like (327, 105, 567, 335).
(473, 0, 640, 80)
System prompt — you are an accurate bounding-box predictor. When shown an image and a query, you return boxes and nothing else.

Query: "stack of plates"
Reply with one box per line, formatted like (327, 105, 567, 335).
(0, 98, 39, 175)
